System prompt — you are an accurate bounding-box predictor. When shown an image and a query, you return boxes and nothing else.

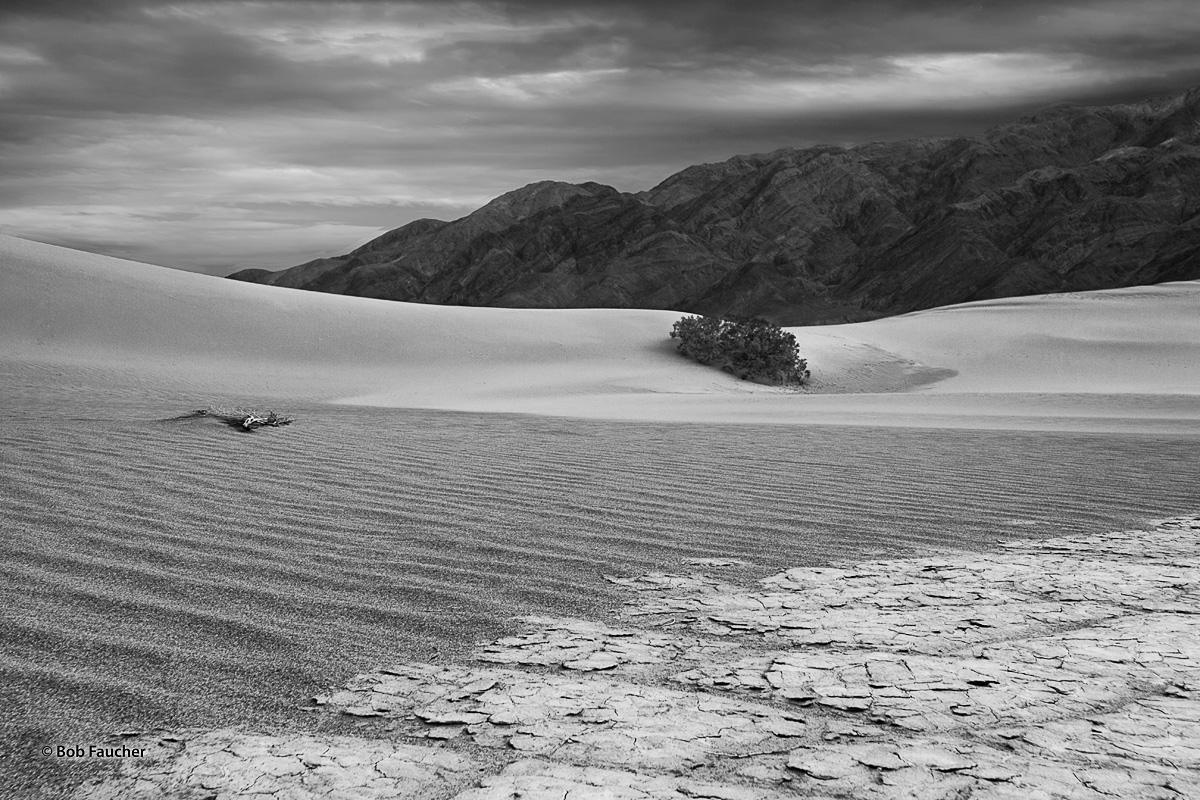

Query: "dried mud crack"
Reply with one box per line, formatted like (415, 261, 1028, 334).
(72, 516, 1200, 799)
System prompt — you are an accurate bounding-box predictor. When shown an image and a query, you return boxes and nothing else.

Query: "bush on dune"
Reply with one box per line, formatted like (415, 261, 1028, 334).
(670, 315, 810, 386)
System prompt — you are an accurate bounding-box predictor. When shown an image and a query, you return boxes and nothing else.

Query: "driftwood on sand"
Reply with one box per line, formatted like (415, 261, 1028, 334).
(233, 411, 293, 430)
(170, 408, 295, 431)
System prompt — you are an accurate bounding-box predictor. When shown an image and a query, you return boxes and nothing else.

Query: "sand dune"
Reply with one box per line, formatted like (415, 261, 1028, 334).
(1, 234, 706, 411)
(5, 234, 1199, 797)
(822, 286, 1200, 395)
(3, 233, 1198, 430)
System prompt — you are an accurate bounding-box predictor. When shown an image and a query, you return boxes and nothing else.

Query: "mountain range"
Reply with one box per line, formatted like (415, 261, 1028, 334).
(229, 87, 1200, 325)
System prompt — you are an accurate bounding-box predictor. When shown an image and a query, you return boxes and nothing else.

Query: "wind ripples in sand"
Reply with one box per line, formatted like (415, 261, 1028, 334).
(2, 403, 1196, 796)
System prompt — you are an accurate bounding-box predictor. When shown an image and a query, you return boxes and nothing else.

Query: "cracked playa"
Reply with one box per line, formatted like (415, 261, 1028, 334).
(73, 516, 1200, 799)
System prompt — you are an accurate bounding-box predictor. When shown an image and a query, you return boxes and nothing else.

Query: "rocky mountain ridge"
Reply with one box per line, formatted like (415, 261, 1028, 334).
(230, 87, 1200, 325)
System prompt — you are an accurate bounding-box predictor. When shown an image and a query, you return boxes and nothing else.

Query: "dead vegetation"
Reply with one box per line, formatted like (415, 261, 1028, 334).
(172, 408, 295, 432)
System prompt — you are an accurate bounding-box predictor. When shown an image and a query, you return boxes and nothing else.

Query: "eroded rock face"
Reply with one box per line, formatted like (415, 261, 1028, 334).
(72, 516, 1200, 799)
(229, 88, 1200, 325)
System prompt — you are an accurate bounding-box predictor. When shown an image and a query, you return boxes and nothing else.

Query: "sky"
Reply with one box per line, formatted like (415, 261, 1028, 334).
(2, 1, 1200, 276)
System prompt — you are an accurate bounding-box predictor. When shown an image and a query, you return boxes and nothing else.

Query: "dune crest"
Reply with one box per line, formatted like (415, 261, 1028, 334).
(3, 234, 1198, 430)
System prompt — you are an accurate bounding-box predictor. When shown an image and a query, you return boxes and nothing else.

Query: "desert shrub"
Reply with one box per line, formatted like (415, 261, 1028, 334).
(669, 314, 725, 364)
(670, 315, 810, 385)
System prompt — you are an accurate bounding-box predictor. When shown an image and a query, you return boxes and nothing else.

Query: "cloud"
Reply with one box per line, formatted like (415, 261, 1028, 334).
(0, 0, 1198, 273)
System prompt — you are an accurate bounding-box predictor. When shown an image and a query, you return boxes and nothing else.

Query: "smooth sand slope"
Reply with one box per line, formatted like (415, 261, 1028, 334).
(3, 233, 1199, 429)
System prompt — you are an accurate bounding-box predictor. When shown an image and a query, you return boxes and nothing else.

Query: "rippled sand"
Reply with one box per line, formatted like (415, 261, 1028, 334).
(3, 401, 1197, 796)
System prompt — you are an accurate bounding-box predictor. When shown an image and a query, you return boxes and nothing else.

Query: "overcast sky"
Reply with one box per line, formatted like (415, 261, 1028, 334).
(3, 0, 1200, 275)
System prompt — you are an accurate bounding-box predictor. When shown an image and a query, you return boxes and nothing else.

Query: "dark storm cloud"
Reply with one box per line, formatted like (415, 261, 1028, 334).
(1, 0, 1198, 273)
(490, 0, 1117, 63)
(2, 10, 391, 117)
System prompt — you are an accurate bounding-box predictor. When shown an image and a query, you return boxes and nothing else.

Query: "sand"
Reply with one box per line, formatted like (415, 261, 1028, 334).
(67, 515, 1200, 799)
(4, 233, 1199, 430)
(2, 233, 1198, 798)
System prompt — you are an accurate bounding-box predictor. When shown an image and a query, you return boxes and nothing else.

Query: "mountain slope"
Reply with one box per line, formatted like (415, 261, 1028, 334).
(230, 87, 1200, 325)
